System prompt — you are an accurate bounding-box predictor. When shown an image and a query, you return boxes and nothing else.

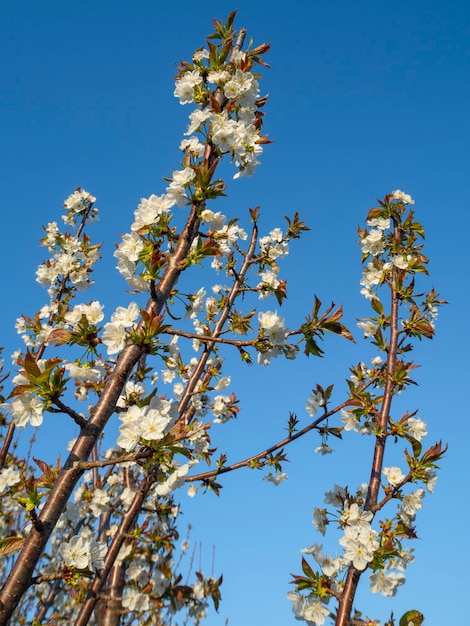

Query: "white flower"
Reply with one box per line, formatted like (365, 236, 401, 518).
(111, 302, 140, 326)
(166, 167, 196, 206)
(392, 189, 415, 204)
(63, 189, 97, 225)
(258, 311, 288, 345)
(424, 468, 438, 493)
(360, 262, 386, 289)
(361, 229, 385, 256)
(64, 189, 96, 212)
(65, 361, 105, 382)
(367, 217, 390, 230)
(0, 467, 21, 492)
(215, 376, 231, 391)
(153, 462, 191, 496)
(102, 322, 128, 355)
(185, 108, 211, 135)
(383, 466, 406, 487)
(217, 223, 248, 256)
(391, 254, 410, 269)
(306, 390, 324, 418)
(321, 555, 345, 577)
(117, 423, 141, 452)
(357, 320, 379, 338)
(90, 489, 111, 517)
(185, 287, 206, 320)
(193, 48, 209, 62)
(287, 592, 330, 625)
(339, 522, 378, 570)
(60, 535, 90, 569)
(303, 598, 330, 625)
(187, 484, 197, 497)
(259, 231, 289, 259)
(263, 472, 288, 485)
(140, 410, 171, 441)
(257, 267, 281, 298)
(341, 409, 360, 432)
(174, 70, 202, 104)
(120, 487, 135, 508)
(406, 417, 428, 441)
(340, 536, 374, 571)
(324, 484, 347, 506)
(207, 69, 230, 85)
(88, 538, 107, 570)
(120, 404, 144, 424)
(65, 301, 105, 326)
(312, 508, 328, 535)
(340, 502, 373, 528)
(122, 589, 150, 612)
(390, 547, 415, 571)
(315, 443, 333, 455)
(400, 488, 425, 518)
(180, 136, 205, 156)
(212, 395, 230, 422)
(11, 393, 43, 428)
(127, 564, 149, 587)
(200, 209, 226, 230)
(131, 194, 175, 231)
(114, 232, 144, 262)
(60, 534, 106, 571)
(287, 591, 306, 620)
(369, 570, 406, 596)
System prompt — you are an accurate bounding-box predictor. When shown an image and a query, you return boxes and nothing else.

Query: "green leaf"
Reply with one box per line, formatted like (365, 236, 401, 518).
(0, 536, 24, 556)
(300, 556, 316, 580)
(371, 298, 384, 315)
(321, 320, 355, 342)
(399, 609, 424, 626)
(303, 335, 324, 358)
(22, 350, 42, 379)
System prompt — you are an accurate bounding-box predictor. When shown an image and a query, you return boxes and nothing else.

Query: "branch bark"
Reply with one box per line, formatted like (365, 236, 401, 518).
(0, 204, 201, 625)
(334, 220, 401, 626)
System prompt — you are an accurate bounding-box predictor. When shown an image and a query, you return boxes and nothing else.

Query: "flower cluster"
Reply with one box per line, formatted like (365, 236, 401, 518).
(62, 188, 98, 226)
(60, 533, 106, 572)
(289, 193, 445, 625)
(113, 25, 269, 295)
(175, 48, 265, 178)
(116, 395, 178, 452)
(0, 9, 445, 625)
(287, 590, 331, 625)
(101, 302, 140, 355)
(36, 190, 101, 298)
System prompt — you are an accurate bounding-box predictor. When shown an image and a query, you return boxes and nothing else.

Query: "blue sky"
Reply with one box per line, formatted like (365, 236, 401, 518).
(1, 1, 469, 624)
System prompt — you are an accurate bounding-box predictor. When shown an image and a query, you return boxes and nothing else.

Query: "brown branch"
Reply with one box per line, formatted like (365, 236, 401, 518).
(94, 563, 126, 626)
(335, 221, 402, 626)
(0, 204, 97, 471)
(74, 472, 157, 626)
(31, 572, 68, 585)
(73, 449, 152, 471)
(28, 508, 45, 534)
(372, 471, 413, 514)
(365, 225, 401, 512)
(164, 328, 255, 347)
(176, 218, 259, 422)
(0, 26, 260, 624)
(51, 397, 88, 428)
(0, 423, 15, 470)
(0, 201, 203, 624)
(186, 391, 372, 483)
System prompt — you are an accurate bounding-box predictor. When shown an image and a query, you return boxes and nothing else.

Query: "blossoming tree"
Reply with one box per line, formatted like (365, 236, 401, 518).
(0, 11, 445, 626)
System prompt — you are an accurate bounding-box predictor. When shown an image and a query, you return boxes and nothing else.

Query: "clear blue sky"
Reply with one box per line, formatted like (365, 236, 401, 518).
(1, 1, 469, 624)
